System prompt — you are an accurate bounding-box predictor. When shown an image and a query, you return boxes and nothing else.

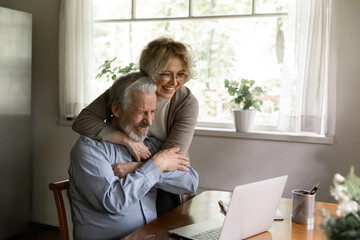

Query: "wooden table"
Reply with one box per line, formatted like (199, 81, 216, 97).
(121, 190, 337, 240)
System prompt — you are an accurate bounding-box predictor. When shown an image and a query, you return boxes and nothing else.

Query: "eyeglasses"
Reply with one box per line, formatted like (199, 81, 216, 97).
(158, 72, 188, 82)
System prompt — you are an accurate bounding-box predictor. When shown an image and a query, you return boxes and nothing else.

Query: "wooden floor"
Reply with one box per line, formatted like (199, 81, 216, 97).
(5, 222, 60, 240)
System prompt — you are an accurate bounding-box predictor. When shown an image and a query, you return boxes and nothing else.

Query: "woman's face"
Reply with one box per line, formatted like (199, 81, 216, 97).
(156, 57, 187, 99)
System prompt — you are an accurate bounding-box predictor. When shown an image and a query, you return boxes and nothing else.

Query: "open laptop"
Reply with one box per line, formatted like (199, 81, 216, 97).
(169, 175, 288, 240)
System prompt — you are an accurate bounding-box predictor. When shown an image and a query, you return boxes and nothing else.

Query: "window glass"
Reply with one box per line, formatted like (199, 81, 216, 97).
(135, 0, 189, 18)
(192, 0, 252, 16)
(93, 0, 131, 19)
(255, 0, 288, 13)
(185, 18, 286, 126)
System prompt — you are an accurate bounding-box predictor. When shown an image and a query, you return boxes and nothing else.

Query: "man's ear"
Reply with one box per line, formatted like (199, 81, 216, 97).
(111, 102, 121, 117)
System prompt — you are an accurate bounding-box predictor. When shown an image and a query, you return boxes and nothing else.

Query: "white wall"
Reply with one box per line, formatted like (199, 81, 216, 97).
(1, 0, 360, 227)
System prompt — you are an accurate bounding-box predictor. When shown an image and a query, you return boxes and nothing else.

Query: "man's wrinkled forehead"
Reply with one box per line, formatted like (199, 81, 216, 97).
(127, 90, 157, 112)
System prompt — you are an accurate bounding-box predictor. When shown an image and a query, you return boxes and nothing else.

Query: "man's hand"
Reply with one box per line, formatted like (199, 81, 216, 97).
(112, 162, 144, 178)
(151, 147, 190, 173)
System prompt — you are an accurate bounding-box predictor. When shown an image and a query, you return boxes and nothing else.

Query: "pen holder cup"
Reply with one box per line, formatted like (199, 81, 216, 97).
(291, 190, 315, 224)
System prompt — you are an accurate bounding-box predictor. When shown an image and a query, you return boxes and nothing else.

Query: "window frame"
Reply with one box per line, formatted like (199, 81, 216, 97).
(93, 0, 288, 131)
(94, 1, 288, 22)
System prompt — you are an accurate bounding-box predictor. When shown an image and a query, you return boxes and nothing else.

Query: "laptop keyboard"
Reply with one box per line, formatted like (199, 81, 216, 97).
(191, 226, 222, 240)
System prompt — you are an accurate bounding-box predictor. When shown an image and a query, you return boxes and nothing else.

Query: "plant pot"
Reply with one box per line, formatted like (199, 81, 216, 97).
(233, 109, 256, 132)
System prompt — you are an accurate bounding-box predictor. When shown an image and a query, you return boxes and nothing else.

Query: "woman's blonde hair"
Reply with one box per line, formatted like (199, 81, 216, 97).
(139, 37, 196, 83)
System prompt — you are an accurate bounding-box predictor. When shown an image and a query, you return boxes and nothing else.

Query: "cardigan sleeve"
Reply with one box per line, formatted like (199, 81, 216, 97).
(72, 89, 116, 141)
(162, 87, 199, 156)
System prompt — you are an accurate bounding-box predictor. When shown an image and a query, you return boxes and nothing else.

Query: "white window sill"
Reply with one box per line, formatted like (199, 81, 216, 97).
(58, 116, 75, 126)
(194, 127, 334, 145)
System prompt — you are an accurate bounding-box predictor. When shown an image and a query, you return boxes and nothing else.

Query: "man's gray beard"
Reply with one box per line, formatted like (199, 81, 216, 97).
(122, 122, 148, 142)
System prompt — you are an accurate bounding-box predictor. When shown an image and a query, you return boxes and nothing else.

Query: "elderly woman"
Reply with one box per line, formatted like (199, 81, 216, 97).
(72, 37, 198, 215)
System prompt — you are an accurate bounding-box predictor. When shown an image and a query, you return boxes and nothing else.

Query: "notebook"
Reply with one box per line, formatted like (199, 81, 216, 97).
(169, 175, 288, 240)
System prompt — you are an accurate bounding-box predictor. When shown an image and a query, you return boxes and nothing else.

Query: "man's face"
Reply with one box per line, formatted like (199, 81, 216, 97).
(113, 91, 156, 142)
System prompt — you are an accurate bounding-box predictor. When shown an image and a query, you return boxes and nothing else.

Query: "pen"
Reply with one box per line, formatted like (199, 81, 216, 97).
(308, 182, 320, 195)
(218, 200, 227, 215)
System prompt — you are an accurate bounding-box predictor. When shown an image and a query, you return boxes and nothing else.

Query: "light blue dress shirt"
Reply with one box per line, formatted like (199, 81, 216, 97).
(69, 136, 199, 240)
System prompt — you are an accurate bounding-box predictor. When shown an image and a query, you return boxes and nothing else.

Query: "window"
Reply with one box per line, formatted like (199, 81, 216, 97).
(92, 0, 288, 130)
(60, 0, 334, 138)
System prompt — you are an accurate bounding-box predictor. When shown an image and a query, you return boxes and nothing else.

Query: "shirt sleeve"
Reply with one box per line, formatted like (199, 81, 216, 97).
(145, 136, 199, 194)
(72, 89, 116, 141)
(69, 137, 162, 214)
(157, 167, 199, 195)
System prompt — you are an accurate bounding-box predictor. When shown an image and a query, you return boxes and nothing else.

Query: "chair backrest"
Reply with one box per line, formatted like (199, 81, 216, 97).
(49, 180, 73, 240)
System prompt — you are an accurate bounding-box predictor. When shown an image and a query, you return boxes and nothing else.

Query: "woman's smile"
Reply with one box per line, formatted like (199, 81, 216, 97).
(156, 57, 185, 99)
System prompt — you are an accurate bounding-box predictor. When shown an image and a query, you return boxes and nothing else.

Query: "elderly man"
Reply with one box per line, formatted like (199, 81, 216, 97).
(68, 72, 199, 240)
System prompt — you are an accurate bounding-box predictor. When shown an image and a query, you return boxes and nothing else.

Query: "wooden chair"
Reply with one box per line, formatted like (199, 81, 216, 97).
(49, 180, 73, 240)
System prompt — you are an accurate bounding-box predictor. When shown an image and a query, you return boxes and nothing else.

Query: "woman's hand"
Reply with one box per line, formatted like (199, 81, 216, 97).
(126, 140, 152, 162)
(151, 146, 190, 173)
(108, 130, 151, 161)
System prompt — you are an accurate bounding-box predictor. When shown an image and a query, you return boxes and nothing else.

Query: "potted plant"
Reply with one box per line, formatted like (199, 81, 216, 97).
(224, 78, 264, 132)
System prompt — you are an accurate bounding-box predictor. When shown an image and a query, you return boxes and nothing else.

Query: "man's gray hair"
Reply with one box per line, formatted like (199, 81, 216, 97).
(109, 71, 157, 110)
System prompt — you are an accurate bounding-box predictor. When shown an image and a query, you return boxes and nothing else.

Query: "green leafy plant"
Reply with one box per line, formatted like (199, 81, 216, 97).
(96, 57, 137, 81)
(224, 78, 264, 111)
(322, 210, 360, 240)
(321, 167, 360, 240)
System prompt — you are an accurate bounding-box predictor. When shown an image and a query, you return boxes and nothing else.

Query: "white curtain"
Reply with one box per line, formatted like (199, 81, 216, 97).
(59, 0, 94, 117)
(278, 0, 336, 135)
